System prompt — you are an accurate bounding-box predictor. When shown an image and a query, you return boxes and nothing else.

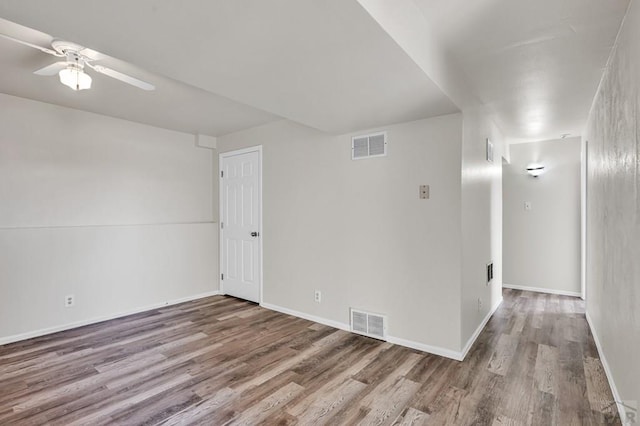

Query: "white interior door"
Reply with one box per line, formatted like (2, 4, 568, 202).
(220, 148, 261, 303)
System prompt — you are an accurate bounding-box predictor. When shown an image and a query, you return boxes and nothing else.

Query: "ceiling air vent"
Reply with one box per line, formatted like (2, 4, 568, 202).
(352, 132, 387, 160)
(350, 308, 387, 340)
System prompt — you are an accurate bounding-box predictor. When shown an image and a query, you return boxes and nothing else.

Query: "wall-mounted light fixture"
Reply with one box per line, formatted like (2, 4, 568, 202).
(526, 164, 545, 177)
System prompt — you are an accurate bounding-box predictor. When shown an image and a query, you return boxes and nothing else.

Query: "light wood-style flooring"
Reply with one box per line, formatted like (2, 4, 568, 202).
(0, 289, 620, 425)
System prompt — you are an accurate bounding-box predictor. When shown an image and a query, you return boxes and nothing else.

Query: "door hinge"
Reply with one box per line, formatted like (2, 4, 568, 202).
(221, 273, 224, 280)
(221, 170, 224, 178)
(221, 222, 224, 229)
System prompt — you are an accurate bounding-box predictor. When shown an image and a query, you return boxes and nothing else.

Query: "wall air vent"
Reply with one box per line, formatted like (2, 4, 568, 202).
(351, 132, 387, 160)
(350, 308, 387, 340)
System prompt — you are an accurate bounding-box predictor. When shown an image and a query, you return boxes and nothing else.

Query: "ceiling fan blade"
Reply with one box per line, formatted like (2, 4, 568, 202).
(78, 47, 106, 61)
(33, 62, 68, 76)
(91, 65, 155, 91)
(0, 33, 62, 56)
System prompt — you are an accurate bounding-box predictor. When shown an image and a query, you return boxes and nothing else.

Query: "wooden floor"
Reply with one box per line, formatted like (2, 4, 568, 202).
(0, 289, 619, 425)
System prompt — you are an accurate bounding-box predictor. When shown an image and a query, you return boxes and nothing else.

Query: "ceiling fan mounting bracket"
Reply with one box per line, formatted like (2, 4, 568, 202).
(51, 40, 86, 56)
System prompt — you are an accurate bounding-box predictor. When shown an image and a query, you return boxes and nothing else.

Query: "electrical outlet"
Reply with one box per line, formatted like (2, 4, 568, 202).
(419, 185, 430, 199)
(65, 294, 75, 308)
(477, 298, 483, 311)
(314, 290, 321, 303)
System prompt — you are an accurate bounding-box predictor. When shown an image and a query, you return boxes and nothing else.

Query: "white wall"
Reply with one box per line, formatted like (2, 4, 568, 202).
(584, 0, 640, 414)
(356, 0, 508, 349)
(358, 0, 508, 348)
(460, 107, 505, 347)
(503, 138, 582, 295)
(218, 114, 464, 354)
(0, 93, 218, 342)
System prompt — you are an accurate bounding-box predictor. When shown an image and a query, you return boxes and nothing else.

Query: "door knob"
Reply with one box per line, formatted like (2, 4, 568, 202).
(251, 231, 259, 237)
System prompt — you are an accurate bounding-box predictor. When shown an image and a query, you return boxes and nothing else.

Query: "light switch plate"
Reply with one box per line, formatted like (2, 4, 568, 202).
(419, 185, 430, 199)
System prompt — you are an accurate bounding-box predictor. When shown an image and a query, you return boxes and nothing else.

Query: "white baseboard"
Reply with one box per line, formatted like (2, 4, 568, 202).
(585, 311, 629, 424)
(0, 290, 220, 346)
(503, 283, 581, 298)
(459, 296, 503, 361)
(260, 302, 351, 333)
(260, 302, 465, 361)
(385, 335, 463, 361)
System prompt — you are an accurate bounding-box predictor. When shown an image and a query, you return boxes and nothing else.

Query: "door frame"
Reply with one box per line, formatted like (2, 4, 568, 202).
(581, 139, 588, 301)
(218, 145, 263, 303)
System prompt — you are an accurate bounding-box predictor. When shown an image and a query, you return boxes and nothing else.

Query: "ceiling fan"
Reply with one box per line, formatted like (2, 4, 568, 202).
(0, 33, 155, 91)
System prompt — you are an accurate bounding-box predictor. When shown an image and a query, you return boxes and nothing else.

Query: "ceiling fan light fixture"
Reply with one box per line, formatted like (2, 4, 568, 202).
(2, 34, 154, 91)
(59, 66, 92, 91)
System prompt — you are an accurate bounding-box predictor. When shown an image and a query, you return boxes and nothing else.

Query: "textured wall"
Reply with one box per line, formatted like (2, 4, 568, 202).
(584, 0, 640, 411)
(503, 138, 581, 295)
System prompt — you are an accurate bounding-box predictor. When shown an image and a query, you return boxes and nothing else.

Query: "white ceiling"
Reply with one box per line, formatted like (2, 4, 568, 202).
(412, 0, 630, 143)
(0, 0, 631, 142)
(0, 18, 280, 137)
(0, 1, 458, 135)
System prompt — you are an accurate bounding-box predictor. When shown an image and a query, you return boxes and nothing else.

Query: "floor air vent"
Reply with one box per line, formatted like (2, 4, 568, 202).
(350, 309, 387, 340)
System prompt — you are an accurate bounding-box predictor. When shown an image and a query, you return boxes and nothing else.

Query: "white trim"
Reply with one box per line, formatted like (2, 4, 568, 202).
(219, 145, 263, 304)
(219, 145, 264, 158)
(219, 151, 223, 296)
(260, 302, 466, 361)
(581, 139, 588, 300)
(459, 296, 503, 360)
(585, 312, 629, 424)
(0, 290, 220, 346)
(386, 335, 463, 361)
(260, 302, 350, 332)
(502, 283, 581, 298)
(258, 147, 263, 304)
